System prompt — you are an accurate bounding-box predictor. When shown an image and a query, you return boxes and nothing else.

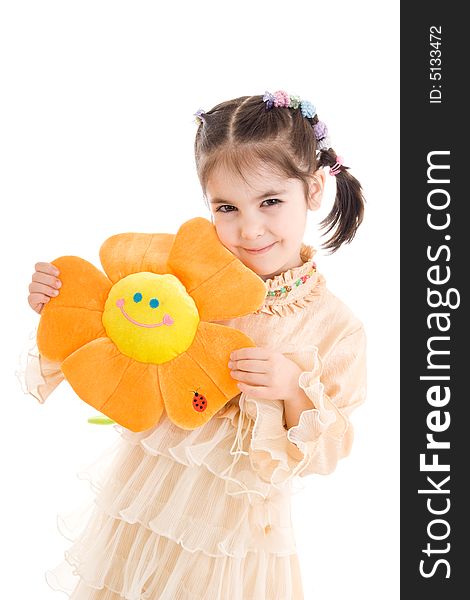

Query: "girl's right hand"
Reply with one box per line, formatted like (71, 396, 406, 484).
(28, 262, 62, 314)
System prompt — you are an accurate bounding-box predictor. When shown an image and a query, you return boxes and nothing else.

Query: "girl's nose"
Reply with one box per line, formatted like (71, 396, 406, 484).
(240, 218, 264, 240)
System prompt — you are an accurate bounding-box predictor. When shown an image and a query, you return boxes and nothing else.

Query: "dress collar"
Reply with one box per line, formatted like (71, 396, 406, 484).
(256, 244, 326, 316)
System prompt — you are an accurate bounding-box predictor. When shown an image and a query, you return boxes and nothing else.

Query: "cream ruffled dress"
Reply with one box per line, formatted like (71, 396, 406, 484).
(17, 244, 367, 600)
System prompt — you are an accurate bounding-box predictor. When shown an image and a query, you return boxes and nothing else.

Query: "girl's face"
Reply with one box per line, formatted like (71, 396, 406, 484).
(205, 161, 323, 280)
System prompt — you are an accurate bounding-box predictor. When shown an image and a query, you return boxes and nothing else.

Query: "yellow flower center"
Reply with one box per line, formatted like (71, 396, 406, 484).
(102, 272, 199, 364)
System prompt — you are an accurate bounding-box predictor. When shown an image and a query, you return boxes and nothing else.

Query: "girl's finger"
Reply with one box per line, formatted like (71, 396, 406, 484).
(229, 359, 268, 373)
(230, 347, 270, 361)
(28, 292, 51, 305)
(32, 271, 62, 288)
(34, 262, 60, 276)
(27, 294, 50, 314)
(29, 281, 60, 297)
(230, 369, 269, 386)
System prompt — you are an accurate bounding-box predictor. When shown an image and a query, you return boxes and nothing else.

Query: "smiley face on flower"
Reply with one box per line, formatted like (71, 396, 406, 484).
(37, 218, 266, 432)
(103, 272, 199, 364)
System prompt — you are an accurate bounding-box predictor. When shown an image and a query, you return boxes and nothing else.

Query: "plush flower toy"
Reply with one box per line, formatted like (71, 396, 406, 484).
(36, 218, 267, 432)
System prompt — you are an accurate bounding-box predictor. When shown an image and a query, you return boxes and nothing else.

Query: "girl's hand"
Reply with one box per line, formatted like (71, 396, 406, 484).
(228, 347, 303, 401)
(28, 262, 62, 314)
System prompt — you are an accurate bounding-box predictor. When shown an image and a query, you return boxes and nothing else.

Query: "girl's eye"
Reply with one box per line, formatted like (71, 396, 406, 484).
(216, 199, 282, 213)
(216, 205, 236, 213)
(262, 198, 282, 207)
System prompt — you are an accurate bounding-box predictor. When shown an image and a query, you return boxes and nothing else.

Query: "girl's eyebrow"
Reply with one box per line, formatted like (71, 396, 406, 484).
(209, 190, 287, 204)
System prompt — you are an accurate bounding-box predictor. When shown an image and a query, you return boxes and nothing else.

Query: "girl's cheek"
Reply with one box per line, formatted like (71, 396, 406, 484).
(214, 222, 235, 247)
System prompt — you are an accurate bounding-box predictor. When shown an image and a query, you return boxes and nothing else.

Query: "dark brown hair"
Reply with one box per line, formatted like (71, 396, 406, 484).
(194, 94, 365, 253)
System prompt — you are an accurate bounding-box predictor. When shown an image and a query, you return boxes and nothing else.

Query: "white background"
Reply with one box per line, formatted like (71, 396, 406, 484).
(0, 1, 399, 598)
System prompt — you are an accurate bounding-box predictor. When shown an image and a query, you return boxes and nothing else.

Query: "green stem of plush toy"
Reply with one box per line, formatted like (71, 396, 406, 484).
(88, 416, 115, 425)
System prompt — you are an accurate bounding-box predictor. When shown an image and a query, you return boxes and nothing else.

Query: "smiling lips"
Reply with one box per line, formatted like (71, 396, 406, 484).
(116, 298, 174, 328)
(243, 242, 277, 254)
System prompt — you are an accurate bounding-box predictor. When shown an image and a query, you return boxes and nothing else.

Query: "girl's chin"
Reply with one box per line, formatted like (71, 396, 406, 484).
(250, 257, 304, 280)
(247, 261, 285, 280)
(232, 244, 302, 278)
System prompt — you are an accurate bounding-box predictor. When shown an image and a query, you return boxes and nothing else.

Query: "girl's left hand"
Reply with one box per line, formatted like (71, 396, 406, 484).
(228, 347, 302, 400)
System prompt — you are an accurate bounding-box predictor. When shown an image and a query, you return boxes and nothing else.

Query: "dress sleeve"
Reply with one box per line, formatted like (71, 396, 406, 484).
(244, 325, 367, 485)
(16, 327, 64, 403)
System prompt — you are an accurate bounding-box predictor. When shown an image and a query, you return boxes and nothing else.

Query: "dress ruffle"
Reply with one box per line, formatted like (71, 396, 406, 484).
(256, 244, 326, 316)
(42, 409, 306, 599)
(243, 345, 348, 486)
(16, 329, 64, 403)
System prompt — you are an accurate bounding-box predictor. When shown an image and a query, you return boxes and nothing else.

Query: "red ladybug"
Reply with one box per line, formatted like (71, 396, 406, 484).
(192, 391, 207, 412)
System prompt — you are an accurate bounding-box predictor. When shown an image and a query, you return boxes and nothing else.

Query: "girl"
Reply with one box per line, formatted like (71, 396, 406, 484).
(23, 90, 367, 599)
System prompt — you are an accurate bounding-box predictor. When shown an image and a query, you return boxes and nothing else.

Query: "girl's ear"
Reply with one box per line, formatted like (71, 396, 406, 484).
(307, 168, 326, 211)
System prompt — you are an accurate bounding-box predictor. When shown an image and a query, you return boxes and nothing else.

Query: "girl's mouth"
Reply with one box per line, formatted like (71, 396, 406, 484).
(243, 242, 277, 255)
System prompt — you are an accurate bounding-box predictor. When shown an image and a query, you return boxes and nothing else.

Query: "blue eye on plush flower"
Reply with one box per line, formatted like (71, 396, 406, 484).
(133, 292, 143, 303)
(149, 298, 160, 308)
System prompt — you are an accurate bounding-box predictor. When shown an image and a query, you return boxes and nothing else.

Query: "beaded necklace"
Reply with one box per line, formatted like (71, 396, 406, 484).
(266, 262, 317, 298)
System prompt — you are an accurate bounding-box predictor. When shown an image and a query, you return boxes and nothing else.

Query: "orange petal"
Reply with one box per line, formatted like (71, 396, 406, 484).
(99, 232, 175, 283)
(37, 256, 112, 362)
(62, 337, 163, 432)
(167, 218, 266, 321)
(158, 321, 256, 430)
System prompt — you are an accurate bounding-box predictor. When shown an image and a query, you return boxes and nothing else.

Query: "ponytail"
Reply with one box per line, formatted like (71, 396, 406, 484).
(316, 148, 365, 254)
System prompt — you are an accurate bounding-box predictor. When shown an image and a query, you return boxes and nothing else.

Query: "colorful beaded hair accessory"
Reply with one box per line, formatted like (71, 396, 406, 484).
(262, 90, 332, 152)
(329, 156, 344, 176)
(263, 90, 345, 176)
(194, 91, 344, 176)
(193, 108, 205, 125)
